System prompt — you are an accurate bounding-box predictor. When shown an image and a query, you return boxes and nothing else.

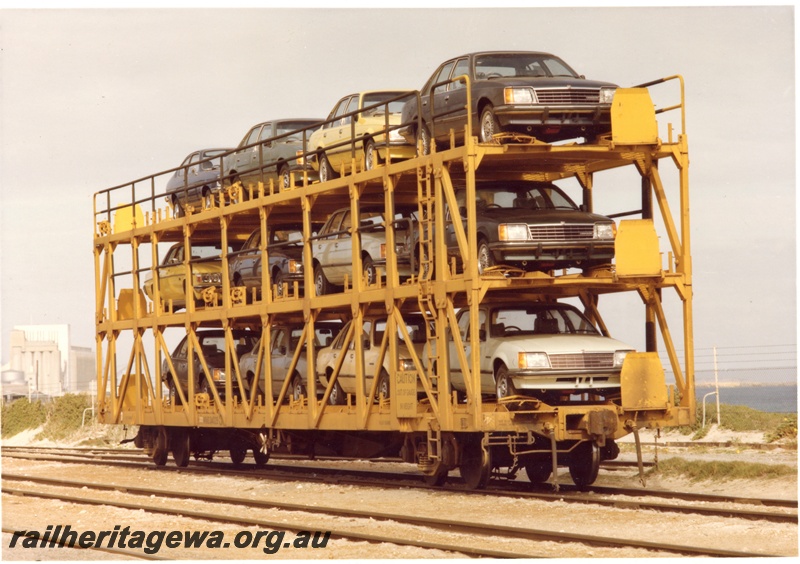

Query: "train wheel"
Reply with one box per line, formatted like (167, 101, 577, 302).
(171, 428, 190, 468)
(230, 446, 247, 465)
(524, 458, 552, 484)
(568, 441, 601, 489)
(152, 426, 168, 466)
(459, 439, 491, 490)
(253, 447, 269, 467)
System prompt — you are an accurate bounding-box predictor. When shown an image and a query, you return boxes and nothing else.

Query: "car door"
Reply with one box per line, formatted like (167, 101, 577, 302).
(232, 125, 264, 186)
(429, 60, 456, 139)
(269, 327, 291, 397)
(339, 319, 372, 395)
(237, 230, 262, 288)
(449, 308, 487, 392)
(159, 245, 186, 302)
(325, 96, 357, 170)
(440, 57, 470, 141)
(170, 337, 190, 393)
(314, 209, 347, 285)
(257, 122, 279, 184)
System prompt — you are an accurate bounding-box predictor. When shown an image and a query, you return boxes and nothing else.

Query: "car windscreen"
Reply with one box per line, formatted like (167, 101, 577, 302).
(474, 53, 579, 79)
(490, 306, 599, 336)
(189, 245, 232, 260)
(275, 121, 318, 141)
(362, 92, 410, 116)
(475, 184, 577, 210)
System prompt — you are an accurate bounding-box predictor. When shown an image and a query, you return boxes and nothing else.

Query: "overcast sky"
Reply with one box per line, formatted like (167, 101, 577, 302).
(0, 6, 795, 383)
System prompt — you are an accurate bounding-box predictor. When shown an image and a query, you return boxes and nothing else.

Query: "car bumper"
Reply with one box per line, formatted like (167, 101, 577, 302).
(488, 240, 615, 264)
(510, 368, 621, 391)
(493, 104, 612, 127)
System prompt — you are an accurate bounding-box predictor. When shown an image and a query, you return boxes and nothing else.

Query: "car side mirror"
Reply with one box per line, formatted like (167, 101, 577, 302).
(579, 204, 588, 212)
(479, 329, 486, 341)
(458, 206, 467, 217)
(277, 345, 287, 355)
(362, 335, 371, 349)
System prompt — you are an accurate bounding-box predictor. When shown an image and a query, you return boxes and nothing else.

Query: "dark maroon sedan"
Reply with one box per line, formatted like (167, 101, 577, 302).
(400, 51, 617, 150)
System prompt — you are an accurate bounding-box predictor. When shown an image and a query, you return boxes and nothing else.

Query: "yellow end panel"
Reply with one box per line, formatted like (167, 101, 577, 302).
(611, 88, 658, 145)
(621, 352, 669, 410)
(615, 219, 662, 277)
(116, 288, 148, 319)
(113, 204, 144, 233)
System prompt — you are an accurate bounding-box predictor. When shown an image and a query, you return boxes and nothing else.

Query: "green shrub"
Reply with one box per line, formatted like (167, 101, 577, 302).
(765, 415, 798, 443)
(1, 398, 47, 438)
(675, 403, 795, 438)
(37, 394, 92, 441)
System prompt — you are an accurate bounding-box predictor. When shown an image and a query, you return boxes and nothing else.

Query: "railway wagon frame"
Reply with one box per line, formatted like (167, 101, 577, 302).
(93, 76, 693, 488)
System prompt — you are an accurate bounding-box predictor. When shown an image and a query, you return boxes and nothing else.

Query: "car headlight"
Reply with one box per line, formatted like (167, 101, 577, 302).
(295, 150, 305, 166)
(504, 87, 536, 104)
(518, 352, 550, 369)
(499, 224, 529, 241)
(594, 222, 616, 240)
(398, 359, 415, 371)
(389, 129, 403, 141)
(213, 368, 225, 382)
(288, 260, 302, 274)
(614, 350, 633, 368)
(195, 273, 222, 285)
(599, 87, 616, 104)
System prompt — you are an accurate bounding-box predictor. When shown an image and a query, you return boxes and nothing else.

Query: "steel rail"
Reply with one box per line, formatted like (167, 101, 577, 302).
(2, 526, 166, 560)
(2, 476, 779, 558)
(3, 450, 796, 523)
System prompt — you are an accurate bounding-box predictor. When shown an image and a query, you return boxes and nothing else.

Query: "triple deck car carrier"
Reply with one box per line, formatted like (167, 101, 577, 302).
(94, 75, 693, 488)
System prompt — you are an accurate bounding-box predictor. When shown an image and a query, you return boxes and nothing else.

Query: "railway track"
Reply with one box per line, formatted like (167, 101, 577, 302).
(3, 446, 796, 524)
(2, 472, 781, 558)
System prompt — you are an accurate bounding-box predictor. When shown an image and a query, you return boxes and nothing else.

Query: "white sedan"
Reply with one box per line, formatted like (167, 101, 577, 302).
(449, 302, 634, 400)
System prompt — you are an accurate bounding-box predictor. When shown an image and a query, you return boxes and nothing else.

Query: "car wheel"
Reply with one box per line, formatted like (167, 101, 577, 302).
(495, 364, 518, 400)
(274, 270, 285, 297)
(479, 105, 501, 143)
(419, 123, 434, 156)
(314, 263, 331, 296)
(279, 165, 291, 190)
(291, 373, 306, 401)
(319, 153, 337, 183)
(168, 380, 182, 406)
(376, 370, 390, 401)
(364, 140, 381, 170)
(362, 255, 377, 287)
(172, 196, 185, 218)
(477, 239, 496, 274)
(328, 379, 346, 405)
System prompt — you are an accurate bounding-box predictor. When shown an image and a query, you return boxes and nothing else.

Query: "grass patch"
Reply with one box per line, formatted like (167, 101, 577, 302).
(1, 398, 47, 438)
(675, 403, 796, 440)
(651, 457, 796, 481)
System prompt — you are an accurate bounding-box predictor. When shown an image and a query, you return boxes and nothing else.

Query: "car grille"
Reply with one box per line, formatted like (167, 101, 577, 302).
(535, 88, 600, 105)
(528, 224, 594, 241)
(549, 352, 615, 369)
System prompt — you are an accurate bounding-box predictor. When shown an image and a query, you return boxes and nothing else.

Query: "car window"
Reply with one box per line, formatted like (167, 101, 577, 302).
(175, 338, 189, 359)
(189, 153, 200, 166)
(243, 126, 261, 148)
(474, 53, 579, 79)
(432, 61, 456, 93)
(320, 211, 345, 238)
(340, 96, 357, 126)
(349, 319, 372, 350)
(258, 123, 274, 142)
(449, 58, 469, 90)
(244, 230, 260, 251)
(489, 306, 599, 336)
(189, 244, 231, 260)
(272, 329, 287, 355)
(332, 320, 351, 350)
(337, 211, 351, 239)
(327, 97, 350, 128)
(180, 154, 194, 167)
(541, 57, 577, 78)
(456, 309, 487, 341)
